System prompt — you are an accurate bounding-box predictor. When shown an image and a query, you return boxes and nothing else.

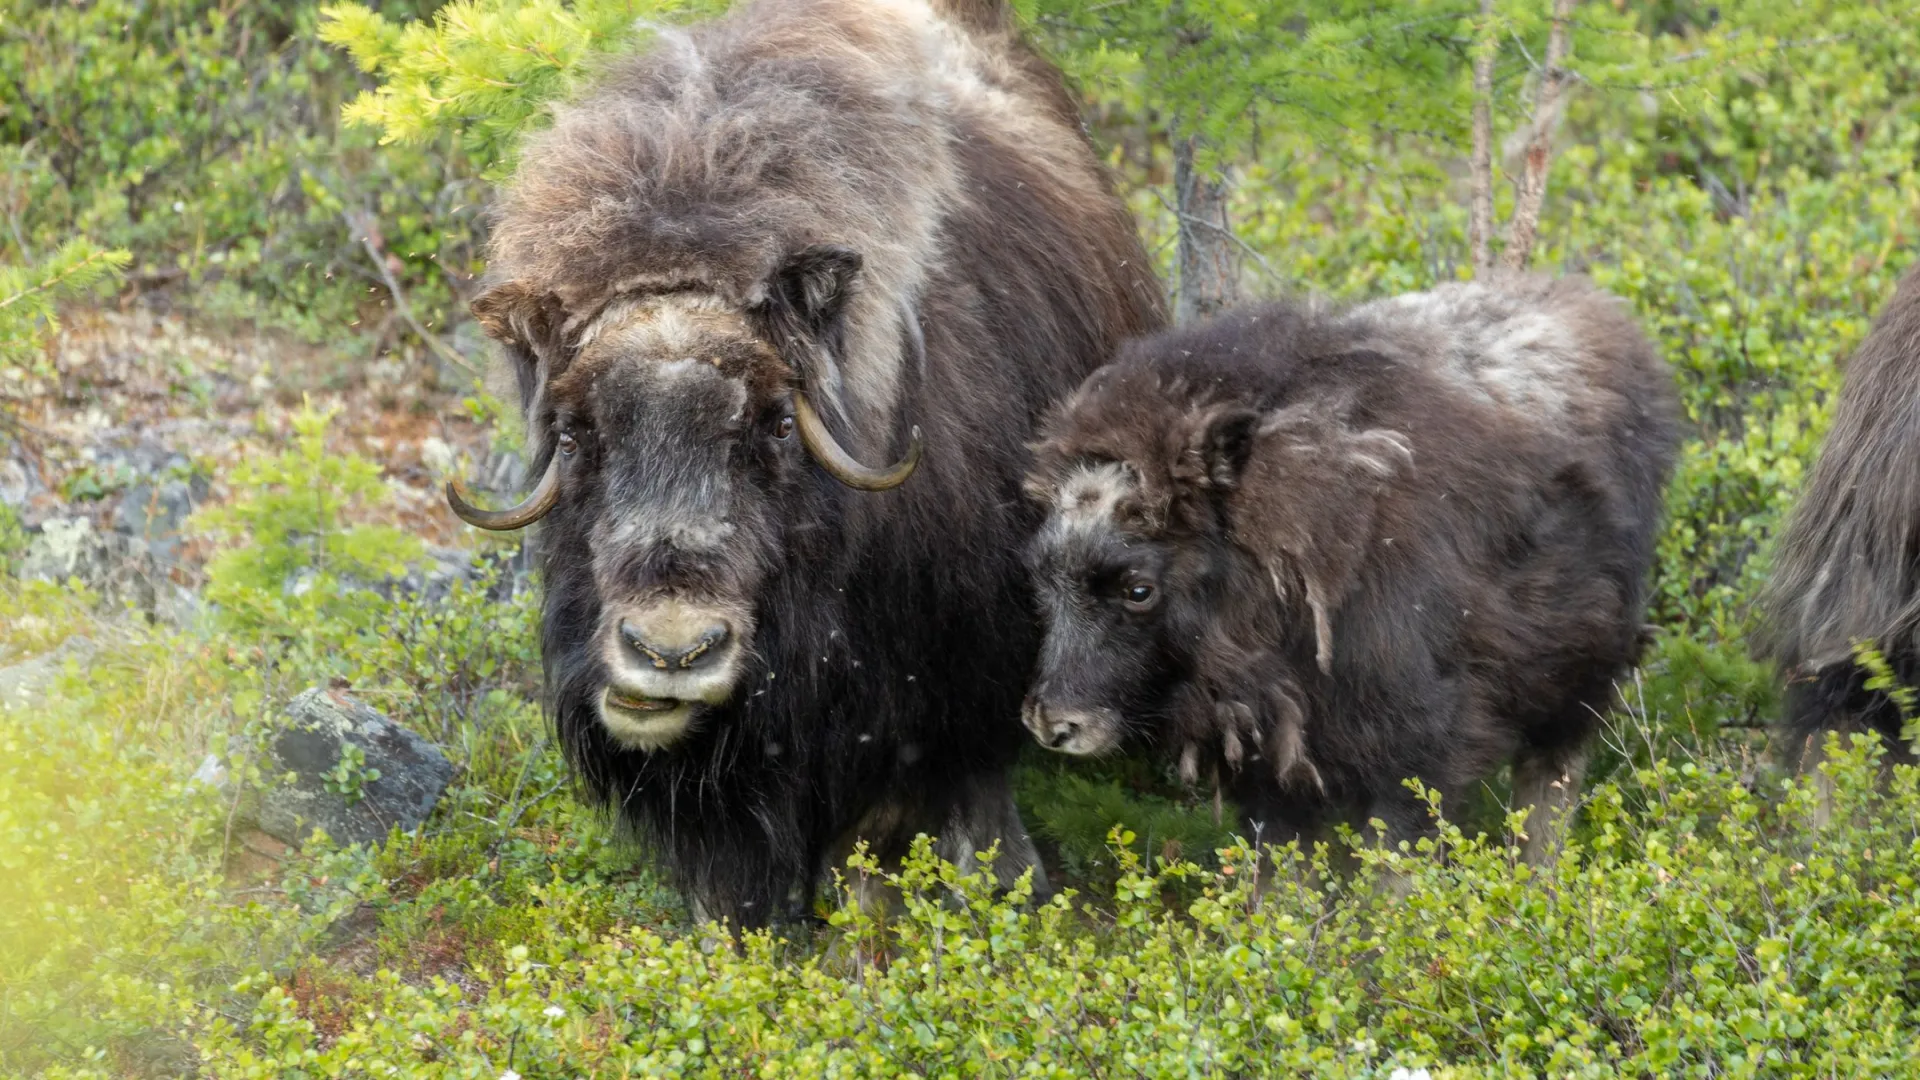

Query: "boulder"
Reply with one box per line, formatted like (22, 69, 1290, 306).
(18, 517, 139, 591)
(114, 472, 208, 570)
(0, 635, 98, 707)
(16, 514, 197, 623)
(256, 688, 454, 847)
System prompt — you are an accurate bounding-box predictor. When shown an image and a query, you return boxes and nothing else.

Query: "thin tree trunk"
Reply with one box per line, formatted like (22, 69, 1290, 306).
(1468, 0, 1498, 273)
(1502, 0, 1577, 272)
(1173, 134, 1240, 324)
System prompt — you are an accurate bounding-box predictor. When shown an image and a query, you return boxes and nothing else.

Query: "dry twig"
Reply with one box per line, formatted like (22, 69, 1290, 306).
(343, 207, 481, 381)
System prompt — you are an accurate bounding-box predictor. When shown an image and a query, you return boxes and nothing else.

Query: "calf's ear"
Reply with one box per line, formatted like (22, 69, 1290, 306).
(1177, 406, 1260, 492)
(1229, 412, 1414, 675)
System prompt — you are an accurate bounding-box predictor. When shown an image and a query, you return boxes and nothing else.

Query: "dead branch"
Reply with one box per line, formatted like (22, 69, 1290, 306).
(1151, 189, 1287, 290)
(1172, 135, 1241, 325)
(1469, 0, 1498, 273)
(343, 207, 481, 381)
(1501, 0, 1578, 272)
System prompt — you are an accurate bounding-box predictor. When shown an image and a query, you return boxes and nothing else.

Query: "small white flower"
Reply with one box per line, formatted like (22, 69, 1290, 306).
(1388, 1068, 1433, 1080)
(500, 1071, 521, 1080)
(172, 201, 185, 213)
(543, 1004, 565, 1019)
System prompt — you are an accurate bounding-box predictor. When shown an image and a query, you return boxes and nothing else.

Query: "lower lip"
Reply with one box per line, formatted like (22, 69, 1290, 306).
(606, 690, 679, 712)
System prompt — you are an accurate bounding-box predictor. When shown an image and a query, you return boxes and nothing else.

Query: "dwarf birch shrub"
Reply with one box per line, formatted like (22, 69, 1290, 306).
(176, 734, 1920, 1079)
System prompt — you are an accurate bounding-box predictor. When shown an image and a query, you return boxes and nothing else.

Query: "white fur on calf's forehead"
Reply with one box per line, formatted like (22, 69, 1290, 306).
(1051, 461, 1137, 533)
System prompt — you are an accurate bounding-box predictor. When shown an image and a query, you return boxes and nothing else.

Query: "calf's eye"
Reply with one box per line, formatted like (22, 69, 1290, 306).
(1124, 583, 1157, 609)
(773, 415, 795, 440)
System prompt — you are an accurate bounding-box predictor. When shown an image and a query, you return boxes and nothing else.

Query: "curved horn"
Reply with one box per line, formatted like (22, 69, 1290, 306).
(792, 391, 922, 492)
(446, 455, 561, 530)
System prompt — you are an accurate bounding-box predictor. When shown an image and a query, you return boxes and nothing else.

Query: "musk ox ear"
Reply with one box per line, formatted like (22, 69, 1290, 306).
(470, 280, 568, 411)
(770, 244, 863, 337)
(1174, 406, 1260, 494)
(471, 280, 563, 351)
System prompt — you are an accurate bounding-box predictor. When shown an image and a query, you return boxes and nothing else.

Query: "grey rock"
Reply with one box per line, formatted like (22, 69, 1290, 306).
(430, 320, 492, 393)
(256, 688, 454, 847)
(19, 515, 168, 616)
(113, 473, 207, 569)
(0, 453, 35, 509)
(391, 544, 479, 603)
(485, 449, 525, 493)
(19, 517, 141, 591)
(0, 635, 97, 706)
(19, 517, 102, 580)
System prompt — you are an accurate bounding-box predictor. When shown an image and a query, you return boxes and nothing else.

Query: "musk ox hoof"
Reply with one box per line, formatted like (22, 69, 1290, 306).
(255, 688, 454, 847)
(599, 687, 696, 750)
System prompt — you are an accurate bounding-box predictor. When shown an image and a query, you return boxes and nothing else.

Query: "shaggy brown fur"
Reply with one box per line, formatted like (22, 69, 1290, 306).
(467, 0, 1165, 928)
(1757, 261, 1920, 767)
(1022, 275, 1678, 857)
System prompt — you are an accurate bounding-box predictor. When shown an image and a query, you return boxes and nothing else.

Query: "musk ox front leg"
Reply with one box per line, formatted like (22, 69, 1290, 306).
(940, 770, 1049, 898)
(821, 771, 1048, 916)
(1511, 745, 1587, 864)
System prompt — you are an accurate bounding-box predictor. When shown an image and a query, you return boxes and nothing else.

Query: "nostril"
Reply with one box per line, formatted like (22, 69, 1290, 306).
(619, 620, 647, 651)
(617, 619, 661, 668)
(678, 624, 730, 669)
(1046, 716, 1080, 749)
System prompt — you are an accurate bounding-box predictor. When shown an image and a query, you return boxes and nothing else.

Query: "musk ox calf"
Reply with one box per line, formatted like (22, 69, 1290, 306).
(1758, 262, 1920, 772)
(447, 0, 1164, 927)
(1021, 275, 1679, 859)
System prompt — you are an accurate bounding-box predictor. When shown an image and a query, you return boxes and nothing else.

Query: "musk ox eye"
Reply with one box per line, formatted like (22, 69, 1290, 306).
(1124, 583, 1158, 610)
(773, 415, 795, 440)
(557, 432, 580, 457)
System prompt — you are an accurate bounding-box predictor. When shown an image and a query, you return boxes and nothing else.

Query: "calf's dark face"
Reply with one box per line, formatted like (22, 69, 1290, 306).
(1023, 402, 1259, 757)
(1023, 463, 1218, 756)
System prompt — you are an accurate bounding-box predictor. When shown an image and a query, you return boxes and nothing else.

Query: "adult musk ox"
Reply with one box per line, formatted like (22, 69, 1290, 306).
(447, 0, 1165, 925)
(1021, 276, 1678, 860)
(1758, 262, 1920, 771)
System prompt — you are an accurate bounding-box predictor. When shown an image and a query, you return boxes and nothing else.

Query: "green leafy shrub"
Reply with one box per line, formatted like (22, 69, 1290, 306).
(166, 735, 1920, 1078)
(1015, 755, 1234, 889)
(190, 398, 423, 637)
(323, 0, 725, 176)
(0, 501, 24, 576)
(1, 0, 482, 342)
(1852, 639, 1919, 745)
